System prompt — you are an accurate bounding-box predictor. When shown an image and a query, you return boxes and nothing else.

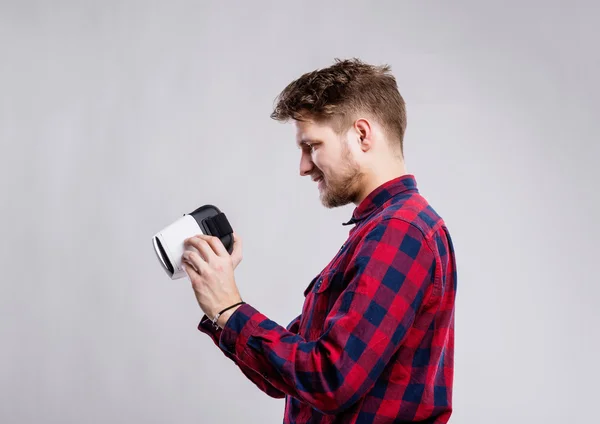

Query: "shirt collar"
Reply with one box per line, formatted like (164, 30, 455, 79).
(342, 174, 418, 226)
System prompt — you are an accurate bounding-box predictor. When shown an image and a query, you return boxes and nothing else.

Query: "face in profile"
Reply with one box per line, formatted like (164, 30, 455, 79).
(295, 118, 365, 208)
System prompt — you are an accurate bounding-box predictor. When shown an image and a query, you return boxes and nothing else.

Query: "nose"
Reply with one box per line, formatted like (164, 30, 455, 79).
(299, 151, 314, 177)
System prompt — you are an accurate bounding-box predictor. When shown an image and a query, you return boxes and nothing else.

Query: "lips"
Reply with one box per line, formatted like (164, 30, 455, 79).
(316, 177, 325, 190)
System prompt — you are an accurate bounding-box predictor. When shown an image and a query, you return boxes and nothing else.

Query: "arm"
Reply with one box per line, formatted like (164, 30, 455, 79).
(214, 218, 437, 414)
(198, 312, 302, 399)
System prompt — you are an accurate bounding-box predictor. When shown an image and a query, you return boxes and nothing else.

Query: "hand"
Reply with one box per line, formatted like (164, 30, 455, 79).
(230, 232, 243, 270)
(182, 233, 244, 325)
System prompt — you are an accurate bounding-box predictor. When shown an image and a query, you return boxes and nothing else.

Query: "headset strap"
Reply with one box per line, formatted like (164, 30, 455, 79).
(204, 212, 233, 237)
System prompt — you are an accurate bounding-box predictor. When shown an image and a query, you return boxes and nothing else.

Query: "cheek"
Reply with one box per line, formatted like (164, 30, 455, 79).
(314, 160, 328, 177)
(311, 154, 323, 171)
(315, 155, 333, 172)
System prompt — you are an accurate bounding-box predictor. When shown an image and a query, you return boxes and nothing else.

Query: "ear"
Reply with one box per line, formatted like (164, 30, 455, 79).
(354, 118, 373, 152)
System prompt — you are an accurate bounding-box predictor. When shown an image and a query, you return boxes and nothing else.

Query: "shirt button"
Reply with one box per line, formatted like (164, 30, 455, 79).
(315, 278, 322, 289)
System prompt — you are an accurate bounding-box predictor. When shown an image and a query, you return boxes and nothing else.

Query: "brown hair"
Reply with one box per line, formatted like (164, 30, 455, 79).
(270, 57, 407, 155)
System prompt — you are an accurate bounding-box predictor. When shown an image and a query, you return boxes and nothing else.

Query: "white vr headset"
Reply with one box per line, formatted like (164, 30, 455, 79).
(152, 205, 234, 280)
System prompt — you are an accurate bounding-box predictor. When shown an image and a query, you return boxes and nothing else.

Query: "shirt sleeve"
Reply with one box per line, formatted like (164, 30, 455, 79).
(197, 313, 302, 399)
(213, 218, 437, 414)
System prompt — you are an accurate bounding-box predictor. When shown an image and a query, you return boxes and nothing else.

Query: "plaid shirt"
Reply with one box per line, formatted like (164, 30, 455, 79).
(198, 174, 457, 423)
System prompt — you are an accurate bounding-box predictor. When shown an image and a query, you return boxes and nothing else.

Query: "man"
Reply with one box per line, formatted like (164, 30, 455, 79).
(182, 58, 457, 423)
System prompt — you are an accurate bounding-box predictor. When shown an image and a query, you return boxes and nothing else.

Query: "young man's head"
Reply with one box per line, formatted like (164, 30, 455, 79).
(270, 58, 408, 208)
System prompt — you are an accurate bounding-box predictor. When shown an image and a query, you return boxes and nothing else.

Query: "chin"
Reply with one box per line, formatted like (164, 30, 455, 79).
(320, 192, 352, 208)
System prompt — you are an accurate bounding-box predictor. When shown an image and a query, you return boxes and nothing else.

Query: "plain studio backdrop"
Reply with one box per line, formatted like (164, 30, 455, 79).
(1, 1, 598, 423)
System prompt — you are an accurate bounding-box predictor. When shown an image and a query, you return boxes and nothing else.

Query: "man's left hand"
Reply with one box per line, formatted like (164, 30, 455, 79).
(182, 234, 243, 327)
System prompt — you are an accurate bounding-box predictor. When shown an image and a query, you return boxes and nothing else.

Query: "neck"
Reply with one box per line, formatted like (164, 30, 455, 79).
(354, 160, 407, 206)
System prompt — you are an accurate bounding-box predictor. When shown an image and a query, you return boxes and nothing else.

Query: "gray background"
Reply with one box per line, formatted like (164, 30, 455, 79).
(1, 1, 598, 423)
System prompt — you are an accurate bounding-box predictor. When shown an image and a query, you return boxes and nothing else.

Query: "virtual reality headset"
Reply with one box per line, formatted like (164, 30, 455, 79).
(152, 205, 234, 280)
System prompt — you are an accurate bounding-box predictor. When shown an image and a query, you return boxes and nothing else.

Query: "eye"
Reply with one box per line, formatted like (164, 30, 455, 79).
(301, 143, 314, 153)
(300, 140, 319, 154)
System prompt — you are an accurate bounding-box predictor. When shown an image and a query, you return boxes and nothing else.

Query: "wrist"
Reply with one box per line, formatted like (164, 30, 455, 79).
(217, 304, 243, 328)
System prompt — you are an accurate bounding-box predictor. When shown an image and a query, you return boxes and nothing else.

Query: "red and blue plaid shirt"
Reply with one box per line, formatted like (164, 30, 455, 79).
(199, 174, 457, 423)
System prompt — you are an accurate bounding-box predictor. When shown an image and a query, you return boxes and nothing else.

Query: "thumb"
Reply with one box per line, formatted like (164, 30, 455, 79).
(231, 232, 243, 265)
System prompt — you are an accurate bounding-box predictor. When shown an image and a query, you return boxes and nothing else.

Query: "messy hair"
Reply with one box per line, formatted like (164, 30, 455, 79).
(270, 58, 407, 154)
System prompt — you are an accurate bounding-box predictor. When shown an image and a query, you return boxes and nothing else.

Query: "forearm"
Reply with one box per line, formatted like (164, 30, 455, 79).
(217, 304, 376, 414)
(198, 314, 286, 399)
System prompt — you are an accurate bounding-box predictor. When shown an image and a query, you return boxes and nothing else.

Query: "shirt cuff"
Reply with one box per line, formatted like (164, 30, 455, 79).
(218, 303, 261, 358)
(198, 314, 222, 346)
(197, 303, 261, 359)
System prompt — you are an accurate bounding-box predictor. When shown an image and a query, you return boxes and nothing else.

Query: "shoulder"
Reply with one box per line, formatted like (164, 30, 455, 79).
(379, 192, 446, 240)
(352, 193, 448, 262)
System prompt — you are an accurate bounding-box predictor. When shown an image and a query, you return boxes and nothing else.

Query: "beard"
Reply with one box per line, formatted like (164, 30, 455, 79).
(317, 144, 365, 208)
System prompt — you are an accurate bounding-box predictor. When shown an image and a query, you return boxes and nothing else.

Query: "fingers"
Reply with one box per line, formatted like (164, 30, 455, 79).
(182, 250, 206, 275)
(183, 233, 236, 276)
(182, 260, 199, 279)
(202, 234, 229, 257)
(184, 235, 219, 261)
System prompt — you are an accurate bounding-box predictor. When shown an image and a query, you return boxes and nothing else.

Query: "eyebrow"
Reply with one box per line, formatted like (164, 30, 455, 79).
(297, 138, 318, 148)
